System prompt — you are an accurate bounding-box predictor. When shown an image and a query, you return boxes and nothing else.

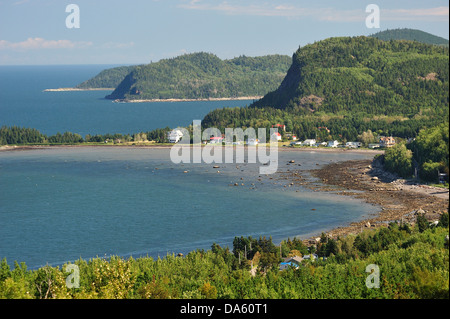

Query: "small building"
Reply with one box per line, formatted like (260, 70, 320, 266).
(279, 256, 303, 270)
(379, 136, 395, 148)
(167, 129, 184, 143)
(368, 143, 380, 149)
(327, 140, 339, 148)
(271, 132, 282, 141)
(345, 142, 361, 148)
(302, 139, 316, 146)
(209, 136, 223, 144)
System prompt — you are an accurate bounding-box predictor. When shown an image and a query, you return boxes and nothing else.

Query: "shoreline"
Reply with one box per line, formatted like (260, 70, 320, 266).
(43, 88, 114, 92)
(41, 88, 262, 102)
(0, 143, 384, 154)
(110, 96, 263, 103)
(283, 158, 449, 244)
(1, 143, 446, 246)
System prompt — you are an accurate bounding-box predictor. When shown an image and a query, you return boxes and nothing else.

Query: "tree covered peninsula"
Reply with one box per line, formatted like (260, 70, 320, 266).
(74, 53, 292, 100)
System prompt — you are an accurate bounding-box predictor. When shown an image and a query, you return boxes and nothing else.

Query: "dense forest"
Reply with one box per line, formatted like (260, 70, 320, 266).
(0, 126, 173, 145)
(76, 65, 136, 89)
(202, 37, 448, 141)
(0, 213, 448, 299)
(252, 36, 448, 114)
(105, 53, 292, 100)
(370, 28, 449, 46)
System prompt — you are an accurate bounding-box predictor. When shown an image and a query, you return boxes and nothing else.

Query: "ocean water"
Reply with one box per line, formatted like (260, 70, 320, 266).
(0, 147, 378, 269)
(0, 65, 379, 269)
(0, 65, 254, 136)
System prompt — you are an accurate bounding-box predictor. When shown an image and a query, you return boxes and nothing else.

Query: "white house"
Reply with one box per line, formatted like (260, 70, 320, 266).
(346, 141, 361, 148)
(271, 132, 282, 141)
(379, 136, 395, 148)
(167, 129, 184, 143)
(327, 140, 339, 148)
(302, 139, 316, 146)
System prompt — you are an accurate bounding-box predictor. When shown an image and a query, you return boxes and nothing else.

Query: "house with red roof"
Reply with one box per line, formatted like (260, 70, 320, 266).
(271, 132, 282, 141)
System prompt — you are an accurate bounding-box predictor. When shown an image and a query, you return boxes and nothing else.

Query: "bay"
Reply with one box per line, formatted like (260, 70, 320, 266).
(0, 65, 254, 136)
(0, 146, 378, 269)
(0, 65, 379, 270)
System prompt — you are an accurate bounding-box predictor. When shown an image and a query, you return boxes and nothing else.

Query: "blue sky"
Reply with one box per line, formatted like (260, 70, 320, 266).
(0, 0, 448, 65)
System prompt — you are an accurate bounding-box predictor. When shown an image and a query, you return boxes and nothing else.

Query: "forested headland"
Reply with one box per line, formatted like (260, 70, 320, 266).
(73, 53, 292, 100)
(76, 65, 136, 89)
(205, 36, 448, 131)
(201, 36, 448, 181)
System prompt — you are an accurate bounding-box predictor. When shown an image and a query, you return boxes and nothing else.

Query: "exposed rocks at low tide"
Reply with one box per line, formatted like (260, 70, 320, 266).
(278, 158, 449, 241)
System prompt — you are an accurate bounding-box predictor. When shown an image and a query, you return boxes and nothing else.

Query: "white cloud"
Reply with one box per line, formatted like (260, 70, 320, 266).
(0, 38, 93, 51)
(383, 6, 449, 21)
(178, 1, 365, 21)
(178, 1, 449, 22)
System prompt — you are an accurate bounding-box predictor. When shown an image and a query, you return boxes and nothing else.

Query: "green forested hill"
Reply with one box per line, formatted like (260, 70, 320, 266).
(252, 36, 448, 114)
(369, 28, 449, 46)
(203, 36, 448, 141)
(104, 53, 292, 100)
(76, 65, 137, 89)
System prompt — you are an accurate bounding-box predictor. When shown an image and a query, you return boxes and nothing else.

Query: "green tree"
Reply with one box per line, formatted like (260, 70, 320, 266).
(384, 143, 413, 178)
(439, 212, 449, 228)
(416, 213, 429, 233)
(357, 130, 377, 147)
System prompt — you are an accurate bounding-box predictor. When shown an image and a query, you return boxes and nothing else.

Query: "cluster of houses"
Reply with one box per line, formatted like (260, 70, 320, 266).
(289, 136, 396, 149)
(167, 127, 397, 149)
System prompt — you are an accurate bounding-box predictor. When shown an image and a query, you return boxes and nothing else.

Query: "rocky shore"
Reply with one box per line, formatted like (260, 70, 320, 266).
(278, 156, 449, 242)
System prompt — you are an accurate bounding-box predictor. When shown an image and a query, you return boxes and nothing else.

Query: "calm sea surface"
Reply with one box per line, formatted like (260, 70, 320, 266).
(0, 65, 255, 136)
(0, 65, 379, 269)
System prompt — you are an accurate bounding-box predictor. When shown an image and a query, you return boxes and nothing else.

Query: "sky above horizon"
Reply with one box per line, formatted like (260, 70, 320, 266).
(0, 0, 448, 65)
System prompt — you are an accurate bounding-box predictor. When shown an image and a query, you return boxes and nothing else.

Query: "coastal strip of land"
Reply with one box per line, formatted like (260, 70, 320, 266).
(111, 96, 263, 103)
(43, 88, 115, 92)
(0, 143, 382, 153)
(41, 89, 262, 102)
